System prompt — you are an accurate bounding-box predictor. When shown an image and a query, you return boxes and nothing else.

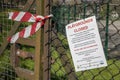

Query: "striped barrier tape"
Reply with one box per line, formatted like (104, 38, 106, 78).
(7, 11, 53, 43)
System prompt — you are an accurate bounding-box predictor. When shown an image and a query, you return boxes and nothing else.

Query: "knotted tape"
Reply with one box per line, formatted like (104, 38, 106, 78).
(7, 11, 53, 43)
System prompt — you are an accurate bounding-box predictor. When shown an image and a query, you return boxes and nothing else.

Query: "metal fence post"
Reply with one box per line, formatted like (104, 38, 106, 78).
(105, 0, 110, 59)
(43, 0, 51, 80)
(83, 2, 87, 19)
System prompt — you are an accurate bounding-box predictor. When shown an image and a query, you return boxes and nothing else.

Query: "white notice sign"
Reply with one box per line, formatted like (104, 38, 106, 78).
(66, 16, 107, 72)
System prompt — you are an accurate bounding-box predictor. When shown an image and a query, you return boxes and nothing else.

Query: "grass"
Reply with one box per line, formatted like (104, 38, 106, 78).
(0, 49, 10, 72)
(52, 53, 120, 80)
(51, 48, 120, 80)
(0, 27, 120, 80)
(50, 33, 120, 80)
(0, 34, 120, 80)
(1, 32, 120, 80)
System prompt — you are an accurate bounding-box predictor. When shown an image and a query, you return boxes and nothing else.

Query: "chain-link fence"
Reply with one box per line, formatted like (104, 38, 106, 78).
(49, 0, 120, 80)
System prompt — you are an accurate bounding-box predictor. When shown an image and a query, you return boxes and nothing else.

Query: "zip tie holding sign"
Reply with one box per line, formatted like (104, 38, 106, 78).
(7, 11, 53, 43)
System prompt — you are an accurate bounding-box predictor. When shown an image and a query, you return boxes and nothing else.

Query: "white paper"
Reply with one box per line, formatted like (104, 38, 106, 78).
(66, 16, 107, 72)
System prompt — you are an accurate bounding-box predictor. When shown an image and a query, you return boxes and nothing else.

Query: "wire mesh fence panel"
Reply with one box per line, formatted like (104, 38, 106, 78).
(0, 0, 36, 79)
(49, 0, 120, 80)
(0, 0, 18, 79)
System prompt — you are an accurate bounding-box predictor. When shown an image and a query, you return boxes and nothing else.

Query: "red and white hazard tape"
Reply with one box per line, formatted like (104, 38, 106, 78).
(7, 11, 53, 43)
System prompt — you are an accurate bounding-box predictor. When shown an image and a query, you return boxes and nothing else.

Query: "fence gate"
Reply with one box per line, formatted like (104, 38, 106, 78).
(0, 0, 48, 80)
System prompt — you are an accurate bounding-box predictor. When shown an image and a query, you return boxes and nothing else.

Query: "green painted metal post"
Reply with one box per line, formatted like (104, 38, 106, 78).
(104, 1, 110, 59)
(74, 4, 76, 21)
(83, 2, 87, 19)
(67, 5, 70, 23)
